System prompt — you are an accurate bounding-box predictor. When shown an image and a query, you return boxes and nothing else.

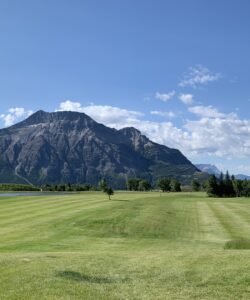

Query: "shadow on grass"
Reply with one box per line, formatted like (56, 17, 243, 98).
(224, 239, 250, 250)
(57, 271, 128, 284)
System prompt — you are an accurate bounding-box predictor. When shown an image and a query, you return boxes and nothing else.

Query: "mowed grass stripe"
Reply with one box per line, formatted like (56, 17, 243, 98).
(0, 198, 113, 237)
(0, 198, 138, 251)
(131, 196, 201, 240)
(0, 190, 146, 213)
(0, 197, 106, 224)
(0, 203, 115, 251)
(225, 201, 250, 224)
(0, 195, 104, 222)
(208, 201, 250, 240)
(0, 195, 69, 210)
(0, 193, 104, 214)
(215, 202, 250, 237)
(197, 201, 231, 243)
(146, 195, 202, 240)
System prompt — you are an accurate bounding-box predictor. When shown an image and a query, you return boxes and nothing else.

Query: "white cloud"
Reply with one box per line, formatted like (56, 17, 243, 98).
(188, 105, 234, 118)
(150, 110, 175, 118)
(184, 115, 250, 158)
(155, 91, 175, 102)
(178, 93, 194, 105)
(188, 105, 224, 118)
(57, 100, 83, 112)
(57, 100, 250, 160)
(179, 65, 221, 88)
(57, 100, 143, 128)
(0, 107, 33, 127)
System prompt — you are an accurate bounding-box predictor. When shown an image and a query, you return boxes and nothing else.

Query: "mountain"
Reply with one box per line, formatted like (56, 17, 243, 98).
(195, 164, 221, 175)
(0, 110, 200, 188)
(234, 174, 250, 180)
(196, 164, 250, 180)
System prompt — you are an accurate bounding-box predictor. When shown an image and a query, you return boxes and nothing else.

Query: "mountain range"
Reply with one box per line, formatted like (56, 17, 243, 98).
(195, 164, 250, 180)
(0, 110, 202, 188)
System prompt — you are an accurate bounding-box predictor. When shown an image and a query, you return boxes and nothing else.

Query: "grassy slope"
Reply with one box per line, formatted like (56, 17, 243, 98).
(0, 192, 250, 299)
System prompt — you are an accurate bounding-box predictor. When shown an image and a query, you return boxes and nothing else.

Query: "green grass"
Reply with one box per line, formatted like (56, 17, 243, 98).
(224, 239, 250, 250)
(0, 192, 250, 299)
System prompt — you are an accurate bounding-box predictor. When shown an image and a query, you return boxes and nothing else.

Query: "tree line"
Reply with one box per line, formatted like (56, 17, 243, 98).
(202, 172, 250, 197)
(0, 183, 40, 191)
(2, 174, 249, 198)
(0, 178, 183, 193)
(0, 183, 99, 192)
(126, 178, 181, 192)
(41, 183, 97, 192)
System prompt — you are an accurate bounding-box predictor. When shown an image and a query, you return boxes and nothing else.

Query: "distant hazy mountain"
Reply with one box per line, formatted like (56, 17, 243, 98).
(195, 164, 221, 175)
(0, 110, 200, 188)
(234, 174, 250, 180)
(196, 164, 250, 180)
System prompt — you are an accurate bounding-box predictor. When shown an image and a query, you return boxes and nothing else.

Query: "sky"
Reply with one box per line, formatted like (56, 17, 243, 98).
(1, 0, 250, 175)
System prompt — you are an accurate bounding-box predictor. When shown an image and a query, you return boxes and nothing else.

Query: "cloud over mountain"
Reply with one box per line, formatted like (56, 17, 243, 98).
(0, 108, 33, 126)
(57, 101, 250, 160)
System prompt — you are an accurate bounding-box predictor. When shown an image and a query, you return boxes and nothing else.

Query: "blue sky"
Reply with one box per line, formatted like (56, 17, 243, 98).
(1, 0, 250, 175)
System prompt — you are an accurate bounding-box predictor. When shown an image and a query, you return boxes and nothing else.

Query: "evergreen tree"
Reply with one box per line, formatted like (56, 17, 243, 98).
(218, 172, 225, 197)
(232, 179, 243, 197)
(224, 171, 235, 197)
(242, 180, 250, 197)
(206, 175, 218, 197)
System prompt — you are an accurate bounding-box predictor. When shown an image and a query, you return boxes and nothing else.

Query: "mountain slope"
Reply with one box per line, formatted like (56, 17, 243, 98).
(0, 110, 199, 187)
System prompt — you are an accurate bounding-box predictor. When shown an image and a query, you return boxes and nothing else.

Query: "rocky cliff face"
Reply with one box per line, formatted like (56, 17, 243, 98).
(0, 110, 199, 187)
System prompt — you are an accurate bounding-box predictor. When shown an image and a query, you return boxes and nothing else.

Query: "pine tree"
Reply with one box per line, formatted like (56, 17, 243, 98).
(207, 175, 218, 197)
(224, 171, 235, 197)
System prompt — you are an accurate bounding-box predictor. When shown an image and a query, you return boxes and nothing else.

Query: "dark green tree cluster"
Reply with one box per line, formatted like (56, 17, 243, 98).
(126, 178, 151, 191)
(206, 172, 250, 197)
(157, 178, 181, 192)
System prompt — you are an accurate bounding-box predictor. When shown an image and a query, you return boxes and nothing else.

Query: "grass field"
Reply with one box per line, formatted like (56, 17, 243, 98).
(0, 192, 250, 299)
